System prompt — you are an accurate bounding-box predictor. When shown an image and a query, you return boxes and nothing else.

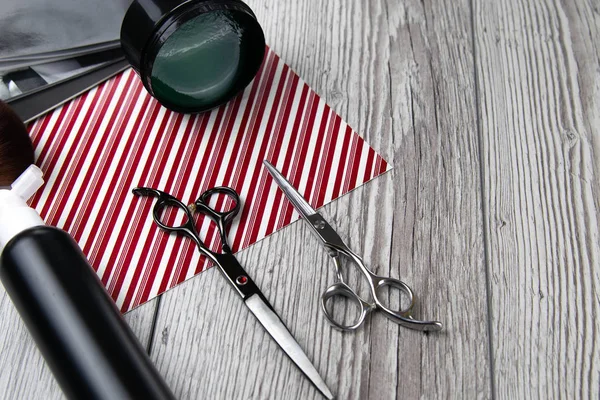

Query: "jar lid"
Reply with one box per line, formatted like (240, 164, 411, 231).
(121, 0, 265, 113)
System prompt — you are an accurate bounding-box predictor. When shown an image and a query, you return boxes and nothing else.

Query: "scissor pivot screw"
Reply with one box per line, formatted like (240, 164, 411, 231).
(236, 275, 249, 285)
(314, 220, 326, 230)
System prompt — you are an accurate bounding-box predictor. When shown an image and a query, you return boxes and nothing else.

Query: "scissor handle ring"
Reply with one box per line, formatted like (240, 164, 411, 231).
(370, 276, 416, 317)
(194, 186, 241, 253)
(320, 282, 374, 331)
(154, 197, 196, 231)
(195, 186, 241, 227)
(370, 275, 443, 332)
(133, 187, 197, 234)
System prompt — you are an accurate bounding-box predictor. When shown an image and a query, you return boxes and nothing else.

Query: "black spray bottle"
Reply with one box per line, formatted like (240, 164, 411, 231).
(0, 165, 176, 400)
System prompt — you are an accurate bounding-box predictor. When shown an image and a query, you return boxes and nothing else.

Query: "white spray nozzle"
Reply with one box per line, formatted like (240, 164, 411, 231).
(11, 165, 44, 201)
(0, 165, 45, 255)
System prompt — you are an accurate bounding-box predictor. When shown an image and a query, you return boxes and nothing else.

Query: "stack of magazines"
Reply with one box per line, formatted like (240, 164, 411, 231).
(0, 0, 133, 121)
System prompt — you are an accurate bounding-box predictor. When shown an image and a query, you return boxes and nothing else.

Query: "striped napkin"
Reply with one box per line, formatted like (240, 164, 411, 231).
(28, 48, 390, 312)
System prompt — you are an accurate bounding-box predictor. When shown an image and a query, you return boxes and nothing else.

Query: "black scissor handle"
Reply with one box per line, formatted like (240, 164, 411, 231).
(132, 187, 200, 242)
(192, 187, 240, 253)
(133, 186, 242, 255)
(194, 187, 240, 224)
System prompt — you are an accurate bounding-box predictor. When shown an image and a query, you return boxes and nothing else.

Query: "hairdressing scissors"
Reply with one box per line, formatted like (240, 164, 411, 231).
(132, 186, 333, 399)
(264, 161, 442, 332)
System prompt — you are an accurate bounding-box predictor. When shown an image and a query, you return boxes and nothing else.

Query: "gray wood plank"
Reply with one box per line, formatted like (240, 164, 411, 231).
(385, 0, 491, 398)
(474, 0, 600, 397)
(125, 298, 161, 351)
(0, 288, 63, 400)
(149, 0, 491, 399)
(0, 285, 159, 399)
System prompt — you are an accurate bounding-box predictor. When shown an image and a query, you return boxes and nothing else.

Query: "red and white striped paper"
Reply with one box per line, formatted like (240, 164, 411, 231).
(27, 48, 390, 312)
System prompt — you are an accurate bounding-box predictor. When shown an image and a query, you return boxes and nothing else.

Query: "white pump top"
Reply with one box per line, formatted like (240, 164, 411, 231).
(0, 165, 45, 256)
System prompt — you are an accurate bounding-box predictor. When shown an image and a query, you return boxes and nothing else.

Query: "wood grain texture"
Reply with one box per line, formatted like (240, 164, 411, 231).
(0, 285, 159, 399)
(0, 289, 63, 400)
(3, 0, 600, 398)
(474, 0, 600, 397)
(385, 0, 491, 398)
(125, 298, 161, 351)
(149, 0, 491, 398)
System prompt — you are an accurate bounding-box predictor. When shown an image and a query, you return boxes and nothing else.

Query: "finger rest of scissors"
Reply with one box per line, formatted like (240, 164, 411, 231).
(378, 307, 443, 332)
(132, 187, 164, 198)
(370, 277, 443, 332)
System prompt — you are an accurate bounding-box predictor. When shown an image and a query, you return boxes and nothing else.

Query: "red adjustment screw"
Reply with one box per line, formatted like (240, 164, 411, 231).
(236, 275, 248, 285)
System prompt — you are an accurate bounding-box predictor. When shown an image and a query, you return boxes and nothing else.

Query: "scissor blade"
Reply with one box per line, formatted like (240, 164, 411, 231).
(264, 160, 348, 250)
(245, 294, 334, 400)
(263, 160, 317, 219)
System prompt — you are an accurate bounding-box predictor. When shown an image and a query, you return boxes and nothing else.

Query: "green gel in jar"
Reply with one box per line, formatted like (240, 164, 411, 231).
(151, 11, 257, 111)
(121, 0, 265, 113)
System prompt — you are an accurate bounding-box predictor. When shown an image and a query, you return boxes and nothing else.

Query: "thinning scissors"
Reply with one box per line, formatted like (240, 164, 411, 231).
(264, 161, 442, 332)
(132, 186, 333, 399)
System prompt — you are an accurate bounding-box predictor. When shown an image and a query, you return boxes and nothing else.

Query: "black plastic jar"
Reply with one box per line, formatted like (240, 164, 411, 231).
(121, 0, 266, 113)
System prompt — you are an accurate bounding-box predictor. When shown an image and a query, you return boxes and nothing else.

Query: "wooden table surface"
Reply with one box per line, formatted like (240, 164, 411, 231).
(1, 0, 599, 398)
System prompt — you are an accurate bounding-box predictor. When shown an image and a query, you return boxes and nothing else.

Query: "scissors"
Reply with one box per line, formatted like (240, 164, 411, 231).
(132, 186, 333, 399)
(263, 161, 443, 332)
